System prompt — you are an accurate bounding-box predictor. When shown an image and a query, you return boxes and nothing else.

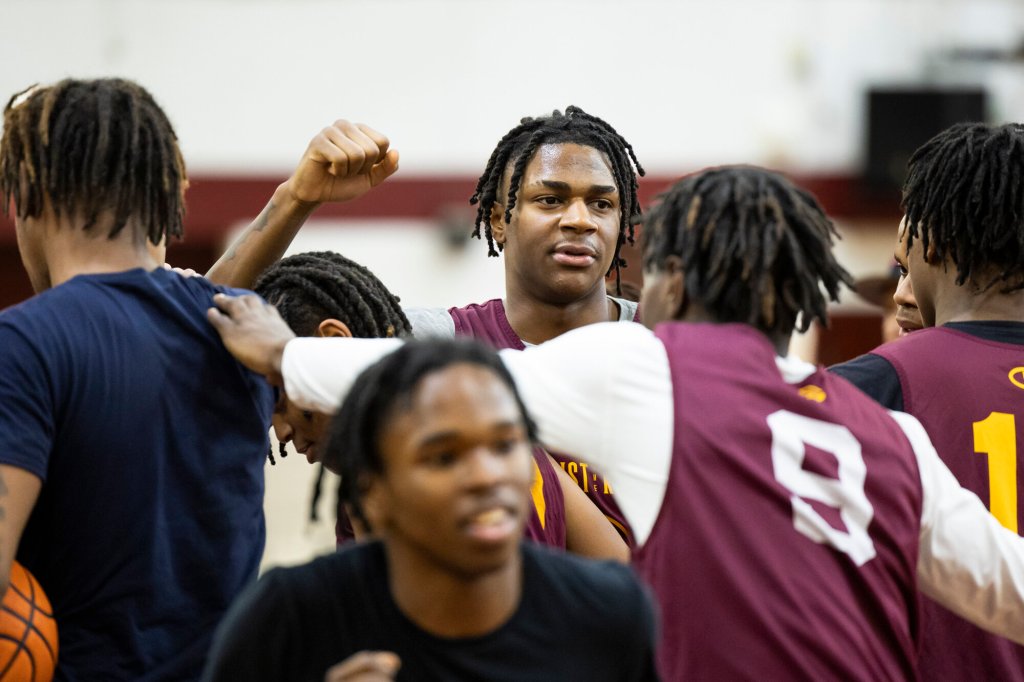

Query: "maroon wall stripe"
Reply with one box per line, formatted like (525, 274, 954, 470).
(0, 173, 901, 247)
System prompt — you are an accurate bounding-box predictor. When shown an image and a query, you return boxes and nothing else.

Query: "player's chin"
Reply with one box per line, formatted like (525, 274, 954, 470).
(540, 269, 607, 302)
(452, 538, 523, 578)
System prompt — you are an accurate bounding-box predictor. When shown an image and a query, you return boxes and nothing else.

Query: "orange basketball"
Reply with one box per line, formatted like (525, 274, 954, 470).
(0, 562, 57, 681)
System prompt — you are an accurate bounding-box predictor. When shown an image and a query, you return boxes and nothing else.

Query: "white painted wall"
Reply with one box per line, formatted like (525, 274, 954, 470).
(4, 0, 1023, 176)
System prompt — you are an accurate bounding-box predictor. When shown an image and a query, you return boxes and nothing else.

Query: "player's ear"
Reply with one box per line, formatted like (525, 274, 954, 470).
(360, 474, 388, 531)
(663, 255, 688, 319)
(490, 204, 508, 246)
(316, 319, 353, 339)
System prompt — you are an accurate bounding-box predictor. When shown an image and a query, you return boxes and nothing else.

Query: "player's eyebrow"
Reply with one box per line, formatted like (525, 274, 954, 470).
(417, 420, 523, 449)
(537, 180, 617, 194)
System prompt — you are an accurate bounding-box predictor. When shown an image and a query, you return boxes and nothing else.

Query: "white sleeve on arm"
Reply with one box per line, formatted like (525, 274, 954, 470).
(891, 410, 1024, 644)
(282, 337, 403, 414)
(499, 322, 675, 546)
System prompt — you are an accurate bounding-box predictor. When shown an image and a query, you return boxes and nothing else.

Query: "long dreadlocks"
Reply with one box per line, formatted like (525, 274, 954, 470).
(0, 78, 186, 245)
(642, 165, 853, 338)
(470, 106, 645, 286)
(902, 122, 1024, 292)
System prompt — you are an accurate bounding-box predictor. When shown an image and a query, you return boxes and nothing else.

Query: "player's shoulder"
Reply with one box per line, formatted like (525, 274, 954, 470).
(447, 298, 503, 315)
(174, 272, 256, 306)
(522, 543, 650, 619)
(0, 278, 98, 350)
(609, 295, 639, 323)
(259, 542, 383, 603)
(405, 306, 457, 339)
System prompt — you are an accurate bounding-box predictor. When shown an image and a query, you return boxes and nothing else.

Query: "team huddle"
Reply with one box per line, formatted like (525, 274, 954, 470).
(1, 77, 1023, 681)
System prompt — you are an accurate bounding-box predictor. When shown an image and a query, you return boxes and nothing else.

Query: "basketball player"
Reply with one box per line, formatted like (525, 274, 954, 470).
(855, 264, 904, 343)
(0, 79, 275, 679)
(202, 339, 657, 682)
(254, 252, 625, 560)
(831, 122, 1024, 681)
(235, 108, 642, 543)
(209, 165, 1024, 680)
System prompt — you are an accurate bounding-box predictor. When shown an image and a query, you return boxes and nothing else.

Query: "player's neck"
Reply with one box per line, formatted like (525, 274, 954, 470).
(44, 219, 159, 288)
(503, 282, 617, 345)
(385, 544, 523, 638)
(935, 287, 1024, 326)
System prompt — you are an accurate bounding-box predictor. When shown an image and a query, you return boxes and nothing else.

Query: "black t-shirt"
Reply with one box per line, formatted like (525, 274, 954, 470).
(202, 541, 658, 682)
(830, 321, 1024, 410)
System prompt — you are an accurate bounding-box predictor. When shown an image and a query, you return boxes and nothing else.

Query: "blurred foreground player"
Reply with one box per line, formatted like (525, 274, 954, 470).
(211, 166, 1024, 680)
(0, 79, 273, 679)
(832, 122, 1024, 681)
(255, 252, 626, 561)
(202, 340, 657, 682)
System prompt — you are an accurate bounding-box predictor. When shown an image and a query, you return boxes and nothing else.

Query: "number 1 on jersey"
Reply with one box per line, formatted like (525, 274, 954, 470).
(973, 412, 1017, 533)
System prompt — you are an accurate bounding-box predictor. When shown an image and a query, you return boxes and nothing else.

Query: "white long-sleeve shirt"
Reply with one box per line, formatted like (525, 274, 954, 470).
(281, 321, 1024, 643)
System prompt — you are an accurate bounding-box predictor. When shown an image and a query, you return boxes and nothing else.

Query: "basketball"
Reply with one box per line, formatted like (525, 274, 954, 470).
(0, 562, 57, 681)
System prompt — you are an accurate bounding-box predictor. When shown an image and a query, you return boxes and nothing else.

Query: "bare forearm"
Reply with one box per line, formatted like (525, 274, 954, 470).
(205, 183, 320, 289)
(0, 466, 42, 595)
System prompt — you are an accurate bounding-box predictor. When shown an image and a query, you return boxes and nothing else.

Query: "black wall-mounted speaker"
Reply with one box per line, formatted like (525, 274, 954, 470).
(864, 87, 987, 193)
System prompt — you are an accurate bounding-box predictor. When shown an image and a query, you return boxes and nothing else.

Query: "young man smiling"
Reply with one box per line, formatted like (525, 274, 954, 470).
(202, 340, 657, 682)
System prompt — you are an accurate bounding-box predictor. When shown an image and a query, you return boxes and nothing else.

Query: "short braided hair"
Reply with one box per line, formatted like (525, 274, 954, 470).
(470, 106, 645, 285)
(254, 251, 411, 339)
(642, 165, 853, 337)
(255, 251, 411, 520)
(902, 122, 1024, 292)
(1, 78, 186, 245)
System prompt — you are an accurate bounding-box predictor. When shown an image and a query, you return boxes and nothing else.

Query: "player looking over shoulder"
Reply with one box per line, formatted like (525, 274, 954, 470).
(0, 78, 275, 679)
(831, 122, 1024, 681)
(210, 165, 1024, 680)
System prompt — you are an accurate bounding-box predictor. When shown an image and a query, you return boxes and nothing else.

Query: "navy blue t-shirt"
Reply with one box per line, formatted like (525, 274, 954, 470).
(0, 268, 274, 681)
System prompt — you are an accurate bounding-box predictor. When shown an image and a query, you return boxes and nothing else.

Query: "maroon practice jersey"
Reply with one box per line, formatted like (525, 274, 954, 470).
(448, 298, 635, 545)
(636, 323, 924, 680)
(874, 326, 1024, 681)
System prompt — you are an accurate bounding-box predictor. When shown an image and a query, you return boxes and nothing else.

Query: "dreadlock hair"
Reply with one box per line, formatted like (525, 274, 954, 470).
(902, 122, 1024, 292)
(255, 251, 412, 526)
(469, 106, 645, 288)
(254, 251, 411, 340)
(323, 338, 539, 533)
(0, 78, 186, 245)
(642, 165, 854, 338)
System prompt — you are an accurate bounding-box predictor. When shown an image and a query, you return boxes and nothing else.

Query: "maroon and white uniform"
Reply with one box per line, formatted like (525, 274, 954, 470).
(282, 322, 1024, 680)
(873, 327, 1024, 681)
(637, 324, 922, 679)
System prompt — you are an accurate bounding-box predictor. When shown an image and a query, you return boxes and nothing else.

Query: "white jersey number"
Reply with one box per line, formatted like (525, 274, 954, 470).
(767, 410, 877, 566)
